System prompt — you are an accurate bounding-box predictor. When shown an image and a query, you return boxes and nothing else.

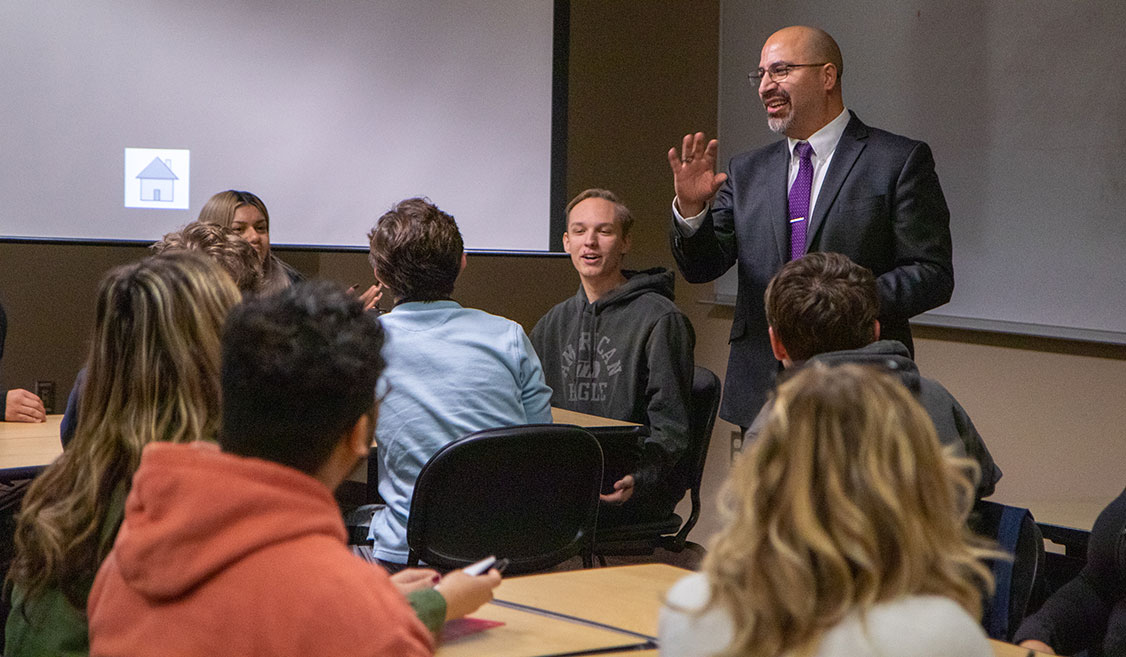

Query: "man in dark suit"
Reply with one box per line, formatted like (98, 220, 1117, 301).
(668, 25, 953, 429)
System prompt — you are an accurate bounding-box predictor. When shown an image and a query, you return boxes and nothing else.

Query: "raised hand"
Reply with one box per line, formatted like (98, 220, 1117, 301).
(668, 132, 728, 217)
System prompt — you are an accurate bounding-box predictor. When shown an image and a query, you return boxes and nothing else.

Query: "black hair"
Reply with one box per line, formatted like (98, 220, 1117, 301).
(219, 280, 385, 474)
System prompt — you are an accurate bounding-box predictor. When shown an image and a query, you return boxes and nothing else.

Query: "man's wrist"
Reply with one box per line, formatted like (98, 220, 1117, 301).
(672, 198, 709, 236)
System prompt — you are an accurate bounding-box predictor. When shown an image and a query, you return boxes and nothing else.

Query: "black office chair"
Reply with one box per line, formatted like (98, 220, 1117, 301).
(406, 424, 603, 574)
(593, 366, 721, 559)
(969, 500, 1046, 641)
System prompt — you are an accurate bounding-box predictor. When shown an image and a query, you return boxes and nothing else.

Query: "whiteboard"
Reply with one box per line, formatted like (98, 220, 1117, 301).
(715, 0, 1126, 343)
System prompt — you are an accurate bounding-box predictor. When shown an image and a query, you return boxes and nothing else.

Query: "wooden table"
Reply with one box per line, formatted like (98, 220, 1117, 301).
(550, 408, 642, 430)
(437, 564, 1050, 657)
(998, 497, 1104, 533)
(0, 415, 63, 479)
(437, 603, 646, 657)
(493, 563, 681, 640)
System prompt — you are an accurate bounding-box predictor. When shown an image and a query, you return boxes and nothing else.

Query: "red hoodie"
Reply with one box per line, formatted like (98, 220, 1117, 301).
(88, 442, 433, 657)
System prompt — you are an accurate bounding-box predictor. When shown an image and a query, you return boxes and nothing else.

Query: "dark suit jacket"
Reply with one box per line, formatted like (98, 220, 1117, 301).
(671, 112, 954, 427)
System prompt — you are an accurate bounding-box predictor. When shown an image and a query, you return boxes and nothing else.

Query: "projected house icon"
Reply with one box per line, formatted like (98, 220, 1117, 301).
(136, 157, 179, 202)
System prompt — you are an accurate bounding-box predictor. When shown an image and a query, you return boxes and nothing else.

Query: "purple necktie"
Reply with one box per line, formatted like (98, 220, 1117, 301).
(788, 141, 814, 261)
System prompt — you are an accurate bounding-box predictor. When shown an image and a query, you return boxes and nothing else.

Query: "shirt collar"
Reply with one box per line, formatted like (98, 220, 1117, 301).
(787, 107, 850, 159)
(390, 299, 461, 313)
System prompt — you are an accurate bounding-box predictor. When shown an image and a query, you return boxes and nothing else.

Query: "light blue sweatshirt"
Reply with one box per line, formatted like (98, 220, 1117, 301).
(369, 301, 553, 563)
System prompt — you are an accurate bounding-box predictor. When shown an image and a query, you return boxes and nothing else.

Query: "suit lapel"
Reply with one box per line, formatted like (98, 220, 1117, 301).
(764, 141, 791, 262)
(807, 112, 868, 250)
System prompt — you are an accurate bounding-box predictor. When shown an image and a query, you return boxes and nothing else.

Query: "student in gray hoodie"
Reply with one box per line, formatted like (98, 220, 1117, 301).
(532, 189, 695, 524)
(746, 252, 1000, 499)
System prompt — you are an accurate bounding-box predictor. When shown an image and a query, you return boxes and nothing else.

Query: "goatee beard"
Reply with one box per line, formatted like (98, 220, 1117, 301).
(767, 115, 791, 134)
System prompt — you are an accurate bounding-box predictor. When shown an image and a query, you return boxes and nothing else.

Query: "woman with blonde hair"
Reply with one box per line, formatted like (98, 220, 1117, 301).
(197, 189, 302, 294)
(4, 252, 241, 656)
(659, 363, 998, 657)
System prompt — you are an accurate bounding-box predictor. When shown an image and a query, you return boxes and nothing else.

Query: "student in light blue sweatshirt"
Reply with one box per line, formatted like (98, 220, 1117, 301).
(365, 198, 553, 568)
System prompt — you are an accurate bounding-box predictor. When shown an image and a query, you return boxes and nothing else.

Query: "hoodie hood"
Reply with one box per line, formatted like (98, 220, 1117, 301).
(582, 267, 676, 312)
(111, 442, 345, 601)
(807, 340, 922, 393)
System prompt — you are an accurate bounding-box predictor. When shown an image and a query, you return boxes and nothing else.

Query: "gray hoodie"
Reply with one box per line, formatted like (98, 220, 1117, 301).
(531, 268, 695, 516)
(746, 340, 1001, 499)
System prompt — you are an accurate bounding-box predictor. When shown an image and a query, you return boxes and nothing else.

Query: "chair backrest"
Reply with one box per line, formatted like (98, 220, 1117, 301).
(669, 366, 721, 542)
(970, 500, 1046, 641)
(406, 424, 603, 574)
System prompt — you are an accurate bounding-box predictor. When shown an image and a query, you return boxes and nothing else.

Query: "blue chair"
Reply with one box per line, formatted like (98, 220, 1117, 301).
(970, 500, 1045, 641)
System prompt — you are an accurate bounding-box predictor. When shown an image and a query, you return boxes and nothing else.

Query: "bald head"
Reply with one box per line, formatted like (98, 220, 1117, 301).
(767, 26, 843, 86)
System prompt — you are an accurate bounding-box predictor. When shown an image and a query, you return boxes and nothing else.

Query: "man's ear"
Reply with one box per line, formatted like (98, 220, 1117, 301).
(768, 326, 791, 365)
(459, 252, 468, 273)
(346, 412, 374, 459)
(562, 231, 571, 251)
(822, 63, 839, 91)
(872, 319, 881, 342)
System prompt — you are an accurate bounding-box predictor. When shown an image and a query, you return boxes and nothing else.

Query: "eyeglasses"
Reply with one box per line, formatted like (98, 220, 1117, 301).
(748, 63, 828, 85)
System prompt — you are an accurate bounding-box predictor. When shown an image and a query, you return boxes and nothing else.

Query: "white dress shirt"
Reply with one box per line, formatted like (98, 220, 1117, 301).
(674, 107, 852, 235)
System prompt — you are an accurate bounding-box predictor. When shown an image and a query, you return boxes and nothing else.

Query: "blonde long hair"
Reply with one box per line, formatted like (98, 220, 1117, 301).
(8, 252, 240, 606)
(702, 363, 996, 657)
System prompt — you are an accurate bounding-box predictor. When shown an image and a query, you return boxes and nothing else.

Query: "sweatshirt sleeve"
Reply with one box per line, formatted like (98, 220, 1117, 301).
(406, 588, 447, 636)
(950, 396, 1001, 499)
(633, 312, 695, 495)
(516, 328, 553, 424)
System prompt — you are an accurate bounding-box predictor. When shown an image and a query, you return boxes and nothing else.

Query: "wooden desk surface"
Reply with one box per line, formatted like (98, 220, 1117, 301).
(436, 602, 646, 657)
(0, 415, 63, 472)
(550, 407, 642, 429)
(991, 638, 1053, 656)
(996, 497, 1105, 533)
(495, 563, 685, 639)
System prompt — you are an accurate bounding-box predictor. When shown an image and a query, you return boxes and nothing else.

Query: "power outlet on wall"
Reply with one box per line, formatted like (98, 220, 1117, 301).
(35, 380, 56, 415)
(730, 430, 744, 463)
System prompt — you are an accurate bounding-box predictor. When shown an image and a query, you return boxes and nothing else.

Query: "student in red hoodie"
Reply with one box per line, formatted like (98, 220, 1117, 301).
(87, 281, 465, 657)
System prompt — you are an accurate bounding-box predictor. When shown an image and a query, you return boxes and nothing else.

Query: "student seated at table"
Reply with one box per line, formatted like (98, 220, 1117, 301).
(531, 189, 695, 524)
(0, 299, 47, 423)
(747, 252, 1001, 499)
(59, 221, 263, 447)
(659, 363, 998, 657)
(87, 281, 500, 656)
(198, 189, 303, 295)
(1014, 487, 1126, 655)
(5, 252, 241, 657)
(365, 198, 553, 569)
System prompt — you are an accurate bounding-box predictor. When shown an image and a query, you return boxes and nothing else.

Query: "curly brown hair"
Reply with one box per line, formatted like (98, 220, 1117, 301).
(367, 198, 463, 303)
(152, 221, 262, 294)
